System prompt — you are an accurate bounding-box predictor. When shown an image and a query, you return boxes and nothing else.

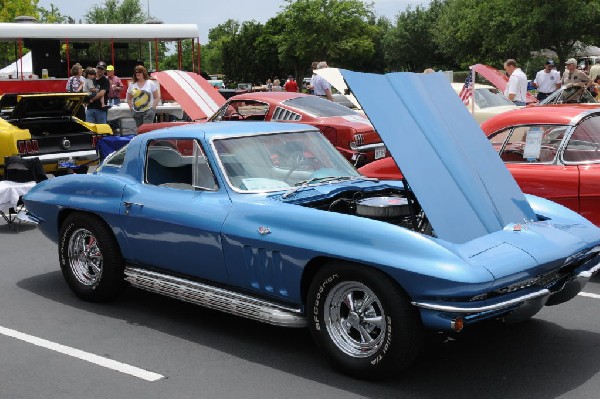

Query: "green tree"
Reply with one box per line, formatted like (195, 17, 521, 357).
(275, 0, 378, 73)
(0, 0, 40, 65)
(38, 3, 68, 23)
(200, 19, 241, 75)
(222, 21, 265, 83)
(84, 0, 145, 24)
(433, 0, 600, 70)
(384, 0, 455, 72)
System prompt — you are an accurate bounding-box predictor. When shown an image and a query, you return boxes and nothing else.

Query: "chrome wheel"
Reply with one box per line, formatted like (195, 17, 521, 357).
(324, 281, 386, 358)
(67, 227, 103, 287)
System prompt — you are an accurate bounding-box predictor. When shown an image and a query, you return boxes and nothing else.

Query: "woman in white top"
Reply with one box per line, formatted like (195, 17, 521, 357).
(126, 65, 160, 128)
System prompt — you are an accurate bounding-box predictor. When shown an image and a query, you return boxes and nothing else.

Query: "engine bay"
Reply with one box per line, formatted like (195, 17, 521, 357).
(301, 187, 433, 236)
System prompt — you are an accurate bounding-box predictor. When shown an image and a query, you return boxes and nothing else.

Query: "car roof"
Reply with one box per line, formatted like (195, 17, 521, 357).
(480, 105, 599, 134)
(134, 120, 319, 142)
(229, 92, 307, 102)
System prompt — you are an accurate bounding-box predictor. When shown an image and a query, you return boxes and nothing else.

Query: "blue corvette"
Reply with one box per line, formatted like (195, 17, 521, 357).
(23, 71, 600, 378)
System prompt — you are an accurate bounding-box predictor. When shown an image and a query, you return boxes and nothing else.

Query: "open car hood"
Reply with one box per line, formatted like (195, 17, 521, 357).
(341, 70, 537, 244)
(8, 93, 86, 120)
(152, 70, 226, 120)
(472, 64, 538, 104)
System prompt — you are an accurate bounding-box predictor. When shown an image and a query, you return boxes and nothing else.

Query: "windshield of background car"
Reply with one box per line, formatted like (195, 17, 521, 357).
(564, 115, 600, 163)
(210, 100, 269, 121)
(282, 96, 358, 117)
(474, 87, 514, 108)
(493, 125, 567, 163)
(540, 87, 597, 105)
(213, 130, 360, 192)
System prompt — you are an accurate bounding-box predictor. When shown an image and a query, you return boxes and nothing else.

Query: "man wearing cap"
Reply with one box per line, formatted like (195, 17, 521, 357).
(86, 61, 111, 124)
(503, 59, 528, 106)
(105, 65, 123, 106)
(562, 58, 591, 88)
(533, 60, 561, 101)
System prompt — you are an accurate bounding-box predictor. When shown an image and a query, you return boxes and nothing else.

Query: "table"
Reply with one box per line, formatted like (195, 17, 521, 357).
(107, 103, 185, 135)
(107, 102, 184, 121)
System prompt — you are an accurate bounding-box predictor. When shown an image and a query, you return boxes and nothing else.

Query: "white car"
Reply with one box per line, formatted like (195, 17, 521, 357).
(451, 82, 517, 124)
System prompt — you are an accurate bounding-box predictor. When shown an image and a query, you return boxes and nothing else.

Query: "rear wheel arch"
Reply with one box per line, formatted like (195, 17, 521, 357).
(300, 257, 413, 308)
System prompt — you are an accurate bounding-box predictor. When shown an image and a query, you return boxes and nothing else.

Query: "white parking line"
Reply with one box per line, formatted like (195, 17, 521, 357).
(579, 292, 600, 300)
(0, 325, 164, 382)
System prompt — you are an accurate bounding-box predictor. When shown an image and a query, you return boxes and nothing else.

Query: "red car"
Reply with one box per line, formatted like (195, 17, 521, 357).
(360, 105, 600, 225)
(140, 92, 385, 166)
(207, 92, 385, 165)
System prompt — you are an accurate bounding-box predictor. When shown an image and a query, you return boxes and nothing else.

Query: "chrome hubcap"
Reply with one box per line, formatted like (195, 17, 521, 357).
(324, 281, 386, 358)
(68, 228, 103, 287)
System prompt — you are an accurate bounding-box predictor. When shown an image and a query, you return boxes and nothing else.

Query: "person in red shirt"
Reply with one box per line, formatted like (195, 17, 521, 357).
(284, 75, 299, 92)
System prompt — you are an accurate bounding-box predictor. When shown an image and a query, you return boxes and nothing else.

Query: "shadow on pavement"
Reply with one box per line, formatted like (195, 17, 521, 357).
(17, 270, 600, 399)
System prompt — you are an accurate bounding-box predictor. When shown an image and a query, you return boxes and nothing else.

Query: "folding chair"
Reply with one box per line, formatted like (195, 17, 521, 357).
(1, 156, 47, 229)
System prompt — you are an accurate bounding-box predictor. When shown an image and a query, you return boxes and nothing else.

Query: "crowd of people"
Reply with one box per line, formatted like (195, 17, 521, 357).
(262, 60, 334, 101)
(505, 57, 600, 105)
(66, 62, 160, 129)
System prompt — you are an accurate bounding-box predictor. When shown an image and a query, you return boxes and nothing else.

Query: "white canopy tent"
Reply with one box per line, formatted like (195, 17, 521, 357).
(0, 52, 33, 79)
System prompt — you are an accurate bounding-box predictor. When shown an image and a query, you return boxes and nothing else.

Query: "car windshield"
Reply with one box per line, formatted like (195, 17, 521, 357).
(474, 87, 514, 108)
(283, 96, 358, 117)
(213, 130, 361, 192)
(540, 86, 597, 105)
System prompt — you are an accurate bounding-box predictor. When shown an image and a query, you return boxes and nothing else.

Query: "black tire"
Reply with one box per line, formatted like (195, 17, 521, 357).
(59, 213, 125, 302)
(307, 261, 423, 379)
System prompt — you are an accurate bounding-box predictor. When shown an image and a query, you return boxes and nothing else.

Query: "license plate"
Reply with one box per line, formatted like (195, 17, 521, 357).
(375, 148, 386, 159)
(58, 158, 76, 169)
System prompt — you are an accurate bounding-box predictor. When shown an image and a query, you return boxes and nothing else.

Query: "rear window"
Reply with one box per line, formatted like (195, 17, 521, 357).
(283, 96, 357, 117)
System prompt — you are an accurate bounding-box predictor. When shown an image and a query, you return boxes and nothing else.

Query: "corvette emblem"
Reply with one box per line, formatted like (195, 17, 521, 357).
(258, 226, 271, 235)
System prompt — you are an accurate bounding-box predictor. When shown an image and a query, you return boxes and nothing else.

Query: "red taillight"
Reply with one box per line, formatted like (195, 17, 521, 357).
(91, 135, 99, 148)
(17, 140, 39, 154)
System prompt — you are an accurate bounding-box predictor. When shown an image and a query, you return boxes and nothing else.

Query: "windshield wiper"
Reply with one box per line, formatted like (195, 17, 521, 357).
(282, 176, 376, 199)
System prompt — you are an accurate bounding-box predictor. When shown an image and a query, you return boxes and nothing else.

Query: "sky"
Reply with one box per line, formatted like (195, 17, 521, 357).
(37, 0, 432, 43)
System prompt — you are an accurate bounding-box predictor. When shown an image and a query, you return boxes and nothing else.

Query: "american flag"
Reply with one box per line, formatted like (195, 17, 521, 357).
(459, 71, 474, 105)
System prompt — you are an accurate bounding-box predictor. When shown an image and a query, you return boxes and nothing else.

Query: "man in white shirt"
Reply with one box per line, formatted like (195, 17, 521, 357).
(311, 61, 334, 101)
(503, 59, 528, 106)
(533, 60, 561, 101)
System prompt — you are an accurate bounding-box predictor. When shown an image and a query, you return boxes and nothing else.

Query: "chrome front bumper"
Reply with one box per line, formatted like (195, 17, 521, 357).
(349, 142, 386, 153)
(414, 259, 600, 330)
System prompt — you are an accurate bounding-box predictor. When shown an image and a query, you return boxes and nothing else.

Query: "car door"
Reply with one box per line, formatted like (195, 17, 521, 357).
(563, 115, 600, 225)
(120, 138, 232, 282)
(493, 125, 580, 212)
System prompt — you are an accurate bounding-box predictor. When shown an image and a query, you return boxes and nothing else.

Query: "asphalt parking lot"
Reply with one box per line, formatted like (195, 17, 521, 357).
(0, 222, 599, 399)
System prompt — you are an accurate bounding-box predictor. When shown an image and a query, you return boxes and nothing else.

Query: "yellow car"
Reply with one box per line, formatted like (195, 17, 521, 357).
(0, 93, 112, 176)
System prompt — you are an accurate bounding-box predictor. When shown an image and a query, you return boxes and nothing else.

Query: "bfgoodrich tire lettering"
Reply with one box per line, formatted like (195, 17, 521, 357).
(59, 212, 125, 302)
(307, 261, 423, 379)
